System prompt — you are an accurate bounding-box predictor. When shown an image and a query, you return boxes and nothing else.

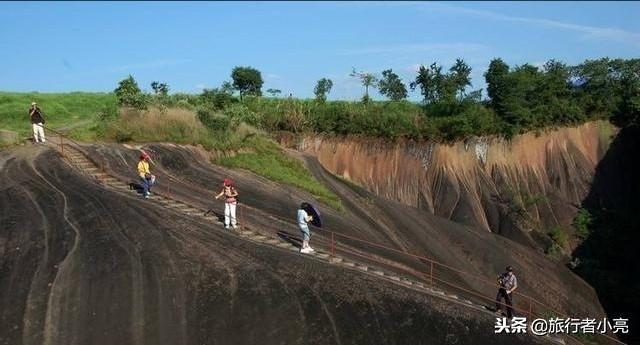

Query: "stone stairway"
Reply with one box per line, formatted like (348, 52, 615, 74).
(57, 144, 567, 344)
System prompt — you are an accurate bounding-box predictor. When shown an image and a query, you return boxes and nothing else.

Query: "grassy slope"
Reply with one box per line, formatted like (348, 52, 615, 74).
(0, 92, 116, 139)
(0, 92, 343, 210)
(215, 136, 343, 211)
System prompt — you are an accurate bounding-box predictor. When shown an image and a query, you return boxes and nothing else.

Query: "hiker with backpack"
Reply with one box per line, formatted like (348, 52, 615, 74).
(29, 102, 46, 144)
(137, 152, 155, 199)
(215, 178, 238, 229)
(495, 265, 518, 319)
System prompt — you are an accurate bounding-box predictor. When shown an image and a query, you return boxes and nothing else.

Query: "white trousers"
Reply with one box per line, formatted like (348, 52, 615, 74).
(32, 123, 45, 143)
(224, 203, 237, 227)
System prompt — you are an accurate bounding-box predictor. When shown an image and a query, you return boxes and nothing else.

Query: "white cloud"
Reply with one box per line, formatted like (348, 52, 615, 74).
(422, 3, 640, 46)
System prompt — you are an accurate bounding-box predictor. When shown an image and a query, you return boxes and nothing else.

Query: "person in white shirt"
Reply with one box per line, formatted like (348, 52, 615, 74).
(297, 203, 314, 254)
(29, 102, 46, 144)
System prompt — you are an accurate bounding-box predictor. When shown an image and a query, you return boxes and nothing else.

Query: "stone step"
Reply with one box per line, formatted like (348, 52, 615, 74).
(401, 279, 414, 286)
(341, 261, 356, 267)
(71, 168, 478, 308)
(166, 203, 189, 209)
(75, 162, 95, 168)
(329, 257, 343, 263)
(371, 270, 385, 276)
(351, 262, 364, 269)
(171, 205, 193, 211)
(314, 252, 330, 260)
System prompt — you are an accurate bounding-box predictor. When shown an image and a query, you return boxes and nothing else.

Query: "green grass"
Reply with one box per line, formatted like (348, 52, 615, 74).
(214, 136, 344, 211)
(0, 91, 116, 139)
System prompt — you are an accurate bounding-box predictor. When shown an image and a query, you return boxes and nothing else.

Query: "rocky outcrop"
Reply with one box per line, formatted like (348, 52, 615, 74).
(0, 147, 551, 345)
(297, 121, 615, 249)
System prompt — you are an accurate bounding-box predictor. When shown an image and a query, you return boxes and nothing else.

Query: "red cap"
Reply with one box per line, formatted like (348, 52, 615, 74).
(223, 178, 233, 186)
(140, 152, 150, 160)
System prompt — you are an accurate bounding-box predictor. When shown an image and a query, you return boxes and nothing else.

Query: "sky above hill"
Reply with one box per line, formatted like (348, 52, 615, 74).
(1, 1, 639, 100)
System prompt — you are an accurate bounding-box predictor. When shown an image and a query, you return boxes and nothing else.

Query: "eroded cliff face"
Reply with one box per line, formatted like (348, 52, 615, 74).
(297, 121, 615, 249)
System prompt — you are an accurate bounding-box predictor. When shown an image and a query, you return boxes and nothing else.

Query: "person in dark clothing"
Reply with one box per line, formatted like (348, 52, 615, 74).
(495, 265, 518, 318)
(29, 102, 46, 143)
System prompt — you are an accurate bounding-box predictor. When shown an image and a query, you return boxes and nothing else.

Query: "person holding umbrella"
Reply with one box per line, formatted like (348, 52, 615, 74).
(298, 202, 322, 254)
(215, 178, 239, 230)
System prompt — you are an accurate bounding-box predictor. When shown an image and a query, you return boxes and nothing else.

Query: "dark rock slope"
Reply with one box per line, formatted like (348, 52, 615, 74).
(0, 143, 599, 345)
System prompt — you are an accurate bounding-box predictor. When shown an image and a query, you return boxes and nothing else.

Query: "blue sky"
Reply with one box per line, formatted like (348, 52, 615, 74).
(1, 1, 639, 100)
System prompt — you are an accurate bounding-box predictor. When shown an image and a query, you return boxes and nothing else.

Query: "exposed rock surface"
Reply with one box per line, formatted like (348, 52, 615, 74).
(0, 139, 606, 344)
(297, 121, 615, 250)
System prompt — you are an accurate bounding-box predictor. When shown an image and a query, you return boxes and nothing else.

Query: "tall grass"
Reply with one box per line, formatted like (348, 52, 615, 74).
(0, 92, 116, 138)
(104, 107, 215, 145)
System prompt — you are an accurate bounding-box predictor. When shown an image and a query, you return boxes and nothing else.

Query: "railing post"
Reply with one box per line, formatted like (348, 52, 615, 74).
(430, 261, 434, 286)
(331, 232, 335, 257)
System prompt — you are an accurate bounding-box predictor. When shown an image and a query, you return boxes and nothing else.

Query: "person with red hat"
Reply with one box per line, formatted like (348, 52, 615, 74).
(137, 151, 155, 199)
(215, 178, 239, 229)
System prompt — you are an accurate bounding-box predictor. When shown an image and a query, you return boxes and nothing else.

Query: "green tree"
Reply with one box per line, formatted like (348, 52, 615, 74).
(231, 66, 264, 100)
(221, 81, 235, 94)
(410, 64, 436, 104)
(350, 68, 378, 103)
(114, 75, 147, 109)
(573, 208, 593, 240)
(201, 85, 236, 110)
(314, 78, 333, 103)
(266, 88, 282, 97)
(378, 69, 408, 101)
(151, 81, 169, 96)
(614, 59, 640, 127)
(410, 63, 452, 105)
(485, 58, 510, 116)
(449, 58, 472, 100)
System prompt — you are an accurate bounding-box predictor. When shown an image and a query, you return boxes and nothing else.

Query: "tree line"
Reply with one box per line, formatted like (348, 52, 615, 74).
(114, 57, 640, 140)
